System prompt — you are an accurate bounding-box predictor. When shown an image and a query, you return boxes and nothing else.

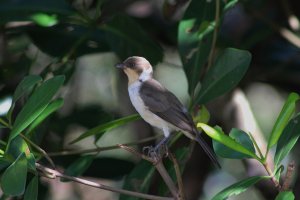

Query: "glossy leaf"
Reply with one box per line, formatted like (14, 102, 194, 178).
(103, 14, 163, 65)
(197, 123, 258, 160)
(6, 136, 30, 160)
(9, 76, 65, 141)
(274, 113, 300, 168)
(26, 98, 64, 135)
(64, 155, 94, 179)
(70, 114, 140, 144)
(213, 128, 256, 159)
(12, 75, 42, 103)
(267, 92, 299, 150)
(1, 153, 28, 196)
(196, 48, 251, 104)
(120, 160, 155, 200)
(24, 176, 38, 200)
(212, 176, 269, 200)
(275, 191, 295, 200)
(178, 0, 216, 94)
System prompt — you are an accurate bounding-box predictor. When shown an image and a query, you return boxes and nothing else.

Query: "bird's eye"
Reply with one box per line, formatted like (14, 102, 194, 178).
(129, 62, 135, 68)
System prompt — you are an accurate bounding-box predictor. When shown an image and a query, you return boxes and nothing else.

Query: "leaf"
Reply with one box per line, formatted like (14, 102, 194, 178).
(24, 176, 38, 200)
(70, 114, 141, 144)
(196, 48, 251, 104)
(212, 176, 269, 200)
(30, 13, 58, 27)
(274, 113, 300, 168)
(63, 155, 94, 180)
(197, 123, 258, 160)
(267, 92, 299, 150)
(1, 153, 28, 196)
(120, 160, 155, 200)
(9, 75, 65, 141)
(103, 14, 163, 65)
(26, 98, 64, 134)
(275, 191, 295, 200)
(12, 75, 42, 103)
(213, 128, 256, 159)
(0, 158, 11, 171)
(178, 0, 216, 94)
(6, 136, 30, 160)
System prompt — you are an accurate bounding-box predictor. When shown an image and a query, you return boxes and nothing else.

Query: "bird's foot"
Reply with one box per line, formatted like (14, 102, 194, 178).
(142, 144, 168, 159)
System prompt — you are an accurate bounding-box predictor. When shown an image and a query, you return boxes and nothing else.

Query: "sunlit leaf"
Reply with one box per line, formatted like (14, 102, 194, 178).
(24, 176, 38, 200)
(212, 176, 269, 200)
(1, 153, 28, 196)
(30, 13, 58, 27)
(9, 76, 65, 141)
(196, 48, 251, 104)
(197, 123, 258, 160)
(275, 191, 295, 200)
(267, 92, 299, 150)
(213, 128, 255, 159)
(274, 113, 300, 168)
(70, 114, 140, 144)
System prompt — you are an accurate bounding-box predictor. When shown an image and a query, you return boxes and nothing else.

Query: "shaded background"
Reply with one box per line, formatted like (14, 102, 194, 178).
(0, 0, 300, 199)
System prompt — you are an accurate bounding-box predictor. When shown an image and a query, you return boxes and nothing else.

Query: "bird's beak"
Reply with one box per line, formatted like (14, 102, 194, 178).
(115, 62, 125, 69)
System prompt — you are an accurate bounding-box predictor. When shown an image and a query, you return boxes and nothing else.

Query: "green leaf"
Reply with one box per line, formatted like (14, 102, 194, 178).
(9, 76, 65, 141)
(0, 158, 11, 171)
(197, 123, 259, 160)
(70, 114, 141, 144)
(103, 14, 163, 65)
(26, 98, 64, 135)
(6, 136, 30, 160)
(24, 176, 38, 200)
(1, 153, 28, 196)
(30, 13, 58, 27)
(275, 191, 295, 200)
(12, 75, 42, 103)
(64, 155, 94, 180)
(120, 160, 155, 200)
(178, 0, 216, 94)
(267, 92, 299, 150)
(213, 128, 256, 159)
(274, 113, 300, 168)
(212, 176, 269, 200)
(196, 48, 251, 104)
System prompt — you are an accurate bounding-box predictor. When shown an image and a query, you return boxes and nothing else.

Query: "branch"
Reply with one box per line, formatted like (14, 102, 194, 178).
(36, 163, 173, 200)
(281, 161, 295, 191)
(168, 152, 185, 200)
(263, 162, 281, 191)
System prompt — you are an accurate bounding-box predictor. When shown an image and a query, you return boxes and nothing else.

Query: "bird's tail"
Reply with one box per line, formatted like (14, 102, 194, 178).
(195, 134, 221, 168)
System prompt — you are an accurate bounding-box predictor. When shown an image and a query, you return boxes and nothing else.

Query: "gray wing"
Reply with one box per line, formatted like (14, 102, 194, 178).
(139, 79, 196, 134)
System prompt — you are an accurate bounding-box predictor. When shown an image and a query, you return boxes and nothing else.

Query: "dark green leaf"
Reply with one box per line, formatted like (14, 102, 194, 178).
(274, 113, 300, 168)
(0, 158, 11, 171)
(196, 48, 251, 104)
(0, 0, 74, 24)
(212, 176, 269, 200)
(70, 114, 141, 144)
(120, 160, 155, 200)
(178, 0, 216, 94)
(9, 76, 65, 141)
(24, 176, 38, 200)
(267, 93, 299, 150)
(275, 191, 295, 200)
(28, 24, 110, 58)
(64, 155, 94, 180)
(103, 14, 163, 65)
(12, 75, 42, 103)
(1, 153, 28, 196)
(198, 123, 258, 159)
(6, 136, 29, 160)
(26, 98, 64, 135)
(27, 153, 36, 171)
(213, 128, 256, 159)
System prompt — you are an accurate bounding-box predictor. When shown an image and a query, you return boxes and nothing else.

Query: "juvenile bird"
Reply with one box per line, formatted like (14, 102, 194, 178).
(116, 56, 220, 167)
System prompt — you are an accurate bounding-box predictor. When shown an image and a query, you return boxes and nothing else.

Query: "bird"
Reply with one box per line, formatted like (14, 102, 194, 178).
(116, 56, 220, 167)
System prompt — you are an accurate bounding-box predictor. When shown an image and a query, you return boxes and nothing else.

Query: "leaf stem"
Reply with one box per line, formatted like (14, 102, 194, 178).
(263, 162, 281, 190)
(0, 118, 10, 128)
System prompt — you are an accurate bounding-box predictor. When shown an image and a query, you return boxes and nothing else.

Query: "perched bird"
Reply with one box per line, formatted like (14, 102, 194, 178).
(116, 56, 220, 167)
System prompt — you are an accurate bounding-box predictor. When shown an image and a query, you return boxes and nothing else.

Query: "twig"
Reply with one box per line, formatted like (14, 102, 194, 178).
(35, 163, 173, 200)
(207, 0, 220, 70)
(281, 161, 295, 191)
(168, 152, 185, 200)
(263, 162, 281, 190)
(48, 135, 160, 157)
(20, 134, 56, 169)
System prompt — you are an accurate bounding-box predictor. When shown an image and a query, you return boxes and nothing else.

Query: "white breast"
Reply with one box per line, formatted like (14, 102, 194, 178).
(128, 81, 165, 130)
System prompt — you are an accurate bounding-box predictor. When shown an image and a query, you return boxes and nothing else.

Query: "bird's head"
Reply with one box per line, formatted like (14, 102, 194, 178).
(116, 56, 153, 85)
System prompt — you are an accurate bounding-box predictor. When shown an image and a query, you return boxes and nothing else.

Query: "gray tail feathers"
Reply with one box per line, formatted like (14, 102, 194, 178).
(195, 134, 221, 168)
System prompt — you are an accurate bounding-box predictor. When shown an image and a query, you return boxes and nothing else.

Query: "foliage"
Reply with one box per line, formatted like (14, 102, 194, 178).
(0, 0, 299, 199)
